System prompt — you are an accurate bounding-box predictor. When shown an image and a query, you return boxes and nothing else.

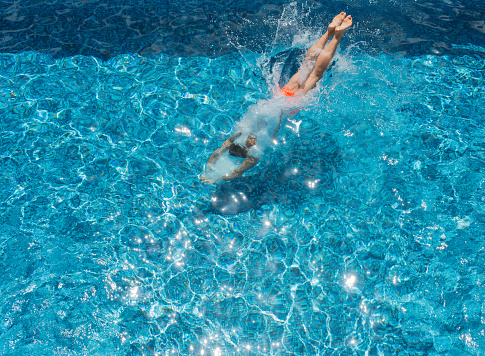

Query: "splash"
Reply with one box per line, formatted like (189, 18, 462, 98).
(226, 1, 330, 94)
(217, 1, 336, 159)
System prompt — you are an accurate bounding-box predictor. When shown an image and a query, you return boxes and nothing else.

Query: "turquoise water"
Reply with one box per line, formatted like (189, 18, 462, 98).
(0, 43, 484, 355)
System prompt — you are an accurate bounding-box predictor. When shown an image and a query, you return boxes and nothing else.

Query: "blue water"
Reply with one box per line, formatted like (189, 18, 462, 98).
(1, 1, 485, 356)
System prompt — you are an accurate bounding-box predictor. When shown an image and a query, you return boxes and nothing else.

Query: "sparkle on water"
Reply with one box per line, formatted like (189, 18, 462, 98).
(0, 14, 485, 356)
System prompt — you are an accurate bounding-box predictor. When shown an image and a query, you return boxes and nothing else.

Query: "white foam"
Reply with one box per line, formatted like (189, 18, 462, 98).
(201, 151, 241, 183)
(232, 99, 287, 156)
(297, 57, 317, 86)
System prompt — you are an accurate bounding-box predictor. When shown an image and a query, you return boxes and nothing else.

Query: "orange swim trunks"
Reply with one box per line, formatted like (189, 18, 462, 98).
(281, 86, 296, 97)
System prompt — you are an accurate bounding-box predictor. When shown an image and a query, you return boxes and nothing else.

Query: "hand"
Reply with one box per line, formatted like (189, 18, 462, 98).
(222, 169, 243, 181)
(200, 174, 214, 184)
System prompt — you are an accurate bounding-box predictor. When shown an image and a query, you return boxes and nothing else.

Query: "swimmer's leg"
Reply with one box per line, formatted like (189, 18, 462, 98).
(296, 15, 352, 94)
(285, 12, 346, 89)
(306, 12, 346, 60)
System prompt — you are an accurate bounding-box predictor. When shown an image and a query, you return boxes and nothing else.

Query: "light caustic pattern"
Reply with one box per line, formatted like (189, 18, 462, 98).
(0, 45, 484, 356)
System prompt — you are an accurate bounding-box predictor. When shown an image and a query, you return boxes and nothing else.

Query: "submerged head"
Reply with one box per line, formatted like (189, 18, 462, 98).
(229, 134, 257, 158)
(245, 134, 257, 148)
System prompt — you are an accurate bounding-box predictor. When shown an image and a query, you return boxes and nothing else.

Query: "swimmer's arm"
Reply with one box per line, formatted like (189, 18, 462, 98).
(207, 138, 232, 164)
(207, 133, 242, 164)
(223, 156, 259, 181)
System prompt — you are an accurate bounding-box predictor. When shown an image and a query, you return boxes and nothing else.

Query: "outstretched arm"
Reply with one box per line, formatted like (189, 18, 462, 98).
(223, 156, 259, 181)
(207, 133, 242, 164)
(207, 138, 231, 164)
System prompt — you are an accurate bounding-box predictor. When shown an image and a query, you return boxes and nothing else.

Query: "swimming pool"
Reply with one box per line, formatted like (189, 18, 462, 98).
(0, 0, 484, 355)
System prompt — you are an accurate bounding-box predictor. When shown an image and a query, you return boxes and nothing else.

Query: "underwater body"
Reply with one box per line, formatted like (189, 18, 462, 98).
(0, 0, 485, 355)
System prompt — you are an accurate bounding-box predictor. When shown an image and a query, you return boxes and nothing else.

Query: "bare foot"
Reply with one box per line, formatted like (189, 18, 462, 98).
(328, 12, 346, 34)
(335, 15, 352, 38)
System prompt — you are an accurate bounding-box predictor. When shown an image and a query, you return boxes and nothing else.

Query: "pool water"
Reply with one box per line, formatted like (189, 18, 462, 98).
(1, 2, 485, 356)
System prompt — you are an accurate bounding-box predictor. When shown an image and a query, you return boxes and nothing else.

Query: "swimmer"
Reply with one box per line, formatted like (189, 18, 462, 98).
(201, 13, 353, 182)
